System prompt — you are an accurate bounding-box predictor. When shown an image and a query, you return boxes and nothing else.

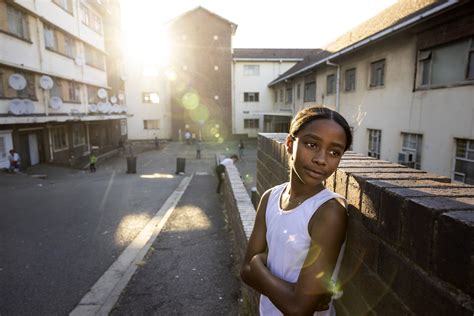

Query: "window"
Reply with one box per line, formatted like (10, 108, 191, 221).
(3, 4, 30, 40)
(345, 68, 356, 91)
(244, 92, 259, 102)
(274, 90, 278, 103)
(285, 88, 292, 104)
(51, 78, 80, 102)
(72, 124, 85, 147)
(80, 4, 103, 34)
(244, 118, 259, 129)
(144, 120, 160, 129)
(370, 59, 385, 87)
(52, 126, 68, 151)
(68, 82, 81, 102)
(0, 67, 36, 99)
(296, 84, 301, 99)
(120, 119, 127, 135)
(0, 136, 6, 159)
(243, 65, 260, 76)
(87, 85, 99, 104)
(84, 44, 105, 70)
(454, 138, 474, 184)
(44, 24, 76, 59)
(326, 74, 335, 95)
(304, 80, 316, 102)
(400, 133, 422, 169)
(368, 129, 381, 159)
(419, 38, 474, 87)
(142, 92, 160, 104)
(53, 0, 73, 13)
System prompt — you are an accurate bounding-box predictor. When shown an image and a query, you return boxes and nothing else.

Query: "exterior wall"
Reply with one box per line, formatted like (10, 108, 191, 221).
(254, 134, 474, 315)
(233, 60, 295, 137)
(271, 12, 474, 181)
(169, 8, 234, 141)
(125, 61, 172, 140)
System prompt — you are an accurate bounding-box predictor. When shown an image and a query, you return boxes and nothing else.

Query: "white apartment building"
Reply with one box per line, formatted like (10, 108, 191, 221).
(125, 61, 172, 140)
(232, 49, 313, 138)
(0, 0, 126, 169)
(269, 0, 474, 184)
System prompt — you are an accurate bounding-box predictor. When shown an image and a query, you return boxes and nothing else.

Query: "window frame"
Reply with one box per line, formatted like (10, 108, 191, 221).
(244, 118, 259, 129)
(72, 124, 86, 147)
(142, 92, 160, 104)
(369, 59, 385, 88)
(4, 4, 31, 41)
(244, 92, 259, 102)
(400, 132, 423, 169)
(344, 68, 356, 92)
(326, 74, 335, 95)
(453, 138, 474, 184)
(51, 125, 69, 152)
(367, 129, 381, 159)
(285, 87, 292, 104)
(44, 23, 76, 59)
(243, 65, 260, 76)
(52, 0, 74, 15)
(143, 119, 161, 130)
(303, 80, 316, 102)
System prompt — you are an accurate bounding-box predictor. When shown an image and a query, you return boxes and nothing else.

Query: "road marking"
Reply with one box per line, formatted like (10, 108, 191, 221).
(143, 159, 153, 167)
(70, 175, 193, 316)
(99, 171, 115, 211)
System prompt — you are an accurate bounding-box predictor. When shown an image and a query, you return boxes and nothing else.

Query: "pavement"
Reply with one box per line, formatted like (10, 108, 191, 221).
(0, 140, 256, 315)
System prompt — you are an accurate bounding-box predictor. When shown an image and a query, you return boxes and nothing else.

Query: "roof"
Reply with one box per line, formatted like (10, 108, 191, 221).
(233, 48, 316, 60)
(269, 0, 454, 86)
(167, 6, 237, 34)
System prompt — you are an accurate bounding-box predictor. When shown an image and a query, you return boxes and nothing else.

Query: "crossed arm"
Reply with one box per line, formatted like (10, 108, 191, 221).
(240, 190, 348, 315)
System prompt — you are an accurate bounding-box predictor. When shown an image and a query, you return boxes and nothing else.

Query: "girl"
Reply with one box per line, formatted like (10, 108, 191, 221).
(241, 106, 352, 315)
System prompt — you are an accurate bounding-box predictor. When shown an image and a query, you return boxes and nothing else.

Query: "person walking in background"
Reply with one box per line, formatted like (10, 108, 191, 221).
(196, 140, 202, 159)
(240, 106, 352, 315)
(215, 154, 238, 194)
(154, 136, 160, 149)
(89, 152, 97, 173)
(238, 139, 245, 159)
(8, 149, 20, 173)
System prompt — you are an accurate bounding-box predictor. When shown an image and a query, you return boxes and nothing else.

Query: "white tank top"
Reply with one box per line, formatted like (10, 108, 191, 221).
(259, 182, 347, 316)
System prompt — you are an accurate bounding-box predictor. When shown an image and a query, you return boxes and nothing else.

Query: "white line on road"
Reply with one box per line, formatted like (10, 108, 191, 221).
(70, 175, 193, 316)
(99, 171, 115, 211)
(143, 159, 153, 167)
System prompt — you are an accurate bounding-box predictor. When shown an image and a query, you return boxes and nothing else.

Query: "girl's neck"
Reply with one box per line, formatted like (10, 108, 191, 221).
(288, 174, 325, 199)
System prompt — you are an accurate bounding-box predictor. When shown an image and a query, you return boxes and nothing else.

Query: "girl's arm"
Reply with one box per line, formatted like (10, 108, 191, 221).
(266, 199, 348, 315)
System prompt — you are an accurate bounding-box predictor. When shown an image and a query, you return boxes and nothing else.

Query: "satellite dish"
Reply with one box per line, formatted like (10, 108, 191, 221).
(110, 96, 118, 103)
(121, 106, 128, 113)
(97, 102, 108, 113)
(23, 99, 35, 114)
(9, 74, 27, 90)
(39, 76, 54, 90)
(50, 96, 63, 110)
(97, 88, 107, 99)
(9, 99, 24, 115)
(118, 93, 125, 101)
(111, 104, 121, 113)
(75, 56, 85, 66)
(89, 104, 98, 112)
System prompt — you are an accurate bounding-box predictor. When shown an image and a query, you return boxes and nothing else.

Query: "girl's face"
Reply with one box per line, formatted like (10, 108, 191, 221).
(286, 119, 347, 187)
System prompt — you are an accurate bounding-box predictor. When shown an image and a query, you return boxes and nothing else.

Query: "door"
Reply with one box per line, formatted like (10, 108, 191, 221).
(28, 134, 39, 165)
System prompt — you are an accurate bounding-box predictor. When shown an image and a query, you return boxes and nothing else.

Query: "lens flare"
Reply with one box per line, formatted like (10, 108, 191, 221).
(218, 137, 224, 143)
(165, 68, 177, 81)
(190, 105, 209, 123)
(215, 133, 220, 138)
(210, 127, 217, 135)
(182, 92, 199, 110)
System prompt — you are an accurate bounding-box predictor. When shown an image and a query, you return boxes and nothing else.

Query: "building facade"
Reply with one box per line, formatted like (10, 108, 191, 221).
(168, 6, 236, 142)
(0, 0, 127, 169)
(232, 49, 314, 138)
(269, 0, 474, 183)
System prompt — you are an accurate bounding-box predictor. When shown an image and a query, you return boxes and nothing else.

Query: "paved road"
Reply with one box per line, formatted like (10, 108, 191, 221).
(0, 140, 256, 315)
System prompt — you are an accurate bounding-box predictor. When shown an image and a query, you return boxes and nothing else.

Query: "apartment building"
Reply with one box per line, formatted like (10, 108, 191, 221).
(0, 0, 127, 169)
(168, 6, 236, 141)
(232, 48, 314, 138)
(268, 0, 474, 184)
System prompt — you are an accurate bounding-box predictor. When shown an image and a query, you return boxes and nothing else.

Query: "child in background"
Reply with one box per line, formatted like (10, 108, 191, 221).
(89, 152, 97, 173)
(241, 106, 352, 315)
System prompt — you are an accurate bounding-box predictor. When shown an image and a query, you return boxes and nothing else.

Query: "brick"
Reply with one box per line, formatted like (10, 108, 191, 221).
(433, 211, 474, 296)
(360, 180, 382, 232)
(326, 173, 336, 191)
(390, 187, 474, 198)
(342, 172, 451, 182)
(379, 189, 404, 245)
(343, 167, 425, 174)
(345, 218, 379, 270)
(347, 176, 362, 210)
(334, 282, 375, 316)
(335, 169, 349, 197)
(401, 197, 474, 270)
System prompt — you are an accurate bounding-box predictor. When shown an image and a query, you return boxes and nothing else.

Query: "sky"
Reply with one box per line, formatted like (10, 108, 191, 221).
(120, 0, 398, 64)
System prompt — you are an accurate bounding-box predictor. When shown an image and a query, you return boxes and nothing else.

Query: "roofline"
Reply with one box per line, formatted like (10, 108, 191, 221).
(268, 0, 459, 87)
(167, 6, 238, 34)
(232, 58, 305, 62)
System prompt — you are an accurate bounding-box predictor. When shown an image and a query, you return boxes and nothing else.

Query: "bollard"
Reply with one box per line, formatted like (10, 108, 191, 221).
(176, 157, 186, 174)
(126, 156, 137, 174)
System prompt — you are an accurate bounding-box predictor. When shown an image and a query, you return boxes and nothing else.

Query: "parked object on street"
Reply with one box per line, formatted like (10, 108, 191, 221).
(127, 156, 137, 174)
(215, 154, 238, 193)
(176, 157, 186, 174)
(8, 149, 20, 172)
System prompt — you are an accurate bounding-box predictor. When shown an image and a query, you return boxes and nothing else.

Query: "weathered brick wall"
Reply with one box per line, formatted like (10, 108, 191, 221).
(255, 133, 474, 315)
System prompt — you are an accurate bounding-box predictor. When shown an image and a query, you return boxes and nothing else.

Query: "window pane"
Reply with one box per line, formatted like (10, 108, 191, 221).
(421, 59, 430, 85)
(456, 139, 467, 158)
(431, 40, 469, 85)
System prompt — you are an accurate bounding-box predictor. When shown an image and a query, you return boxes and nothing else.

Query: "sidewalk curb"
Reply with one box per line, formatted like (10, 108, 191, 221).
(69, 175, 193, 316)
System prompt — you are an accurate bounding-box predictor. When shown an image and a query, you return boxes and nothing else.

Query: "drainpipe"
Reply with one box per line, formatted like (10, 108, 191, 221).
(326, 60, 340, 112)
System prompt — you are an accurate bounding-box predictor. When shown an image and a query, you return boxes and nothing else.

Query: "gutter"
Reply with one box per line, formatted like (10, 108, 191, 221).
(268, 0, 459, 87)
(232, 58, 305, 62)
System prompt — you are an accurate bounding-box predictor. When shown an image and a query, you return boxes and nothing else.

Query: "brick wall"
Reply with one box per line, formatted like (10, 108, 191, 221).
(226, 133, 474, 315)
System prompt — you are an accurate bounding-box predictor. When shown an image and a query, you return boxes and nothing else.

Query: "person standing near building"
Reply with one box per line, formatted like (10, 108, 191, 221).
(89, 152, 97, 173)
(196, 140, 202, 159)
(8, 149, 20, 172)
(238, 139, 245, 159)
(215, 154, 238, 193)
